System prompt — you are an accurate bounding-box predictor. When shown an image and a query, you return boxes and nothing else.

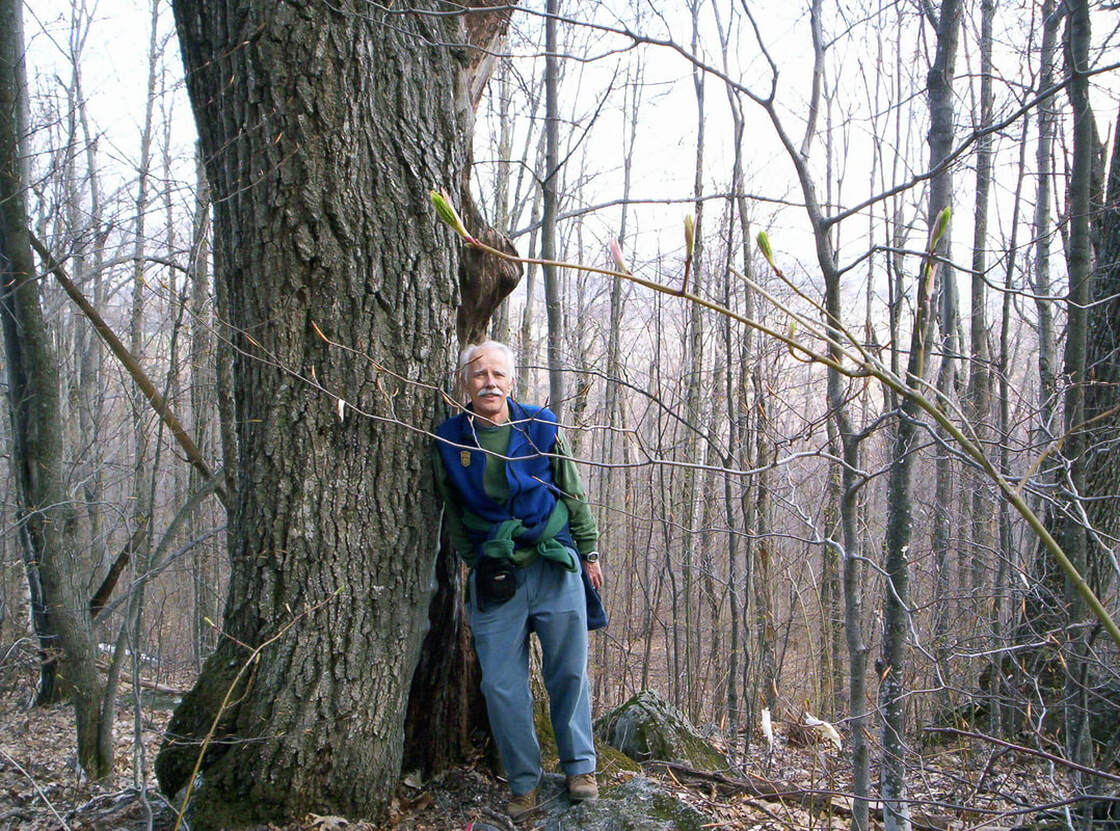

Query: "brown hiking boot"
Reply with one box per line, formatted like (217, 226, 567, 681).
(567, 773, 599, 802)
(507, 787, 537, 821)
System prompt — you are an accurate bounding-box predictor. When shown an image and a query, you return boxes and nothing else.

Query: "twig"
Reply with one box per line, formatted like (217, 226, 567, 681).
(28, 232, 226, 507)
(428, 191, 1120, 651)
(172, 590, 344, 831)
(0, 747, 73, 830)
(924, 727, 1120, 784)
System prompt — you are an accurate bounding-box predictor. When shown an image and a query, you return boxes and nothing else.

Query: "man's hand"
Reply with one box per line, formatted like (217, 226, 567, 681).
(583, 559, 603, 591)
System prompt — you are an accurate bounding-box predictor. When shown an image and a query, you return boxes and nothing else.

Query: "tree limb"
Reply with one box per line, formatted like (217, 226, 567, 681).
(28, 232, 226, 507)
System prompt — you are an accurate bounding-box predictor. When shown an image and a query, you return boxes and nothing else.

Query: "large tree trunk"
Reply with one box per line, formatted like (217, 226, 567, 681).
(155, 3, 489, 826)
(0, 0, 111, 778)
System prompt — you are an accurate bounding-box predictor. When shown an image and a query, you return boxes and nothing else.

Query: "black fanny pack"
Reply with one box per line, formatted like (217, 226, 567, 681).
(475, 556, 517, 609)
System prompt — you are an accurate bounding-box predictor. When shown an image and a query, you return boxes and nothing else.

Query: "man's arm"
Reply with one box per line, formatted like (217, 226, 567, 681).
(551, 433, 605, 589)
(552, 432, 599, 556)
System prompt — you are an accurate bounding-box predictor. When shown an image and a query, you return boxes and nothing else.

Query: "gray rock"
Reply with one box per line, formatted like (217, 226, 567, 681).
(535, 775, 714, 831)
(594, 690, 728, 771)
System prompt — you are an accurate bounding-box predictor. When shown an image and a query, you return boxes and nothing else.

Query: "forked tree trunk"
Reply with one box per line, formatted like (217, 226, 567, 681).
(155, 3, 501, 826)
(754, 0, 870, 817)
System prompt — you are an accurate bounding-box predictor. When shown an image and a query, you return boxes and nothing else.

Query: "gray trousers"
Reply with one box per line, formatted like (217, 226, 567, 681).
(469, 555, 596, 795)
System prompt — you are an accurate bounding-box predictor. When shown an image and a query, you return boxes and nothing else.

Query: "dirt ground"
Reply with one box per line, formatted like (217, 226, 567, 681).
(0, 640, 1087, 830)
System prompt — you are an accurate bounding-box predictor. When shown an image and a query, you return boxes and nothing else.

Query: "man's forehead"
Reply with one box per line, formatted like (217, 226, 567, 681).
(468, 348, 509, 371)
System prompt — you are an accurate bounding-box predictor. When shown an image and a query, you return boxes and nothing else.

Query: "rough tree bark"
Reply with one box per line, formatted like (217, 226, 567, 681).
(1086, 109, 1120, 584)
(155, 3, 513, 826)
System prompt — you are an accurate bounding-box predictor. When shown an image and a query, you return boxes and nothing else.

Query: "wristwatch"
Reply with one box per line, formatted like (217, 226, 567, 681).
(582, 551, 600, 563)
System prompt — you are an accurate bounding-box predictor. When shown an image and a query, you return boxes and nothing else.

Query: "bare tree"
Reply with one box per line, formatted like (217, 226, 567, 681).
(1054, 2, 1098, 822)
(0, 0, 111, 779)
(542, 0, 564, 415)
(966, 0, 997, 730)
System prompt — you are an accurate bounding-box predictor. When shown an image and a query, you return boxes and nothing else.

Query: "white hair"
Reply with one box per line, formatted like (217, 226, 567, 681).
(458, 340, 516, 386)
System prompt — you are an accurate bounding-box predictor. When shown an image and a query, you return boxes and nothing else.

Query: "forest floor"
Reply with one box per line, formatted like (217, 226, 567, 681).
(0, 647, 1093, 830)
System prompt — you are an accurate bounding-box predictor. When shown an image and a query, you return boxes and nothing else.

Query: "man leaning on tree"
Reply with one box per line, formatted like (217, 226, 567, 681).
(433, 340, 606, 821)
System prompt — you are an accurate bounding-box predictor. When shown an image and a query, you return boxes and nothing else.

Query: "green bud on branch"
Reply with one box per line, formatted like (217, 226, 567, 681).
(933, 206, 952, 248)
(429, 190, 471, 241)
(757, 231, 775, 268)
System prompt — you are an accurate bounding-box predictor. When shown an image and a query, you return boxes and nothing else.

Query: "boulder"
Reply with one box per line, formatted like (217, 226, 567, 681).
(536, 774, 715, 831)
(594, 690, 728, 770)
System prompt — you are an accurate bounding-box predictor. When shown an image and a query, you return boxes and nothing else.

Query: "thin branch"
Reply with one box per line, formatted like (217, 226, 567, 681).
(924, 728, 1120, 784)
(430, 198, 1120, 650)
(29, 231, 226, 507)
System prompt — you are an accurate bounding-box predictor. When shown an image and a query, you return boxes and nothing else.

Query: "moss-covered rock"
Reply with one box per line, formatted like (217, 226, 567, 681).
(594, 690, 727, 771)
(540, 775, 714, 831)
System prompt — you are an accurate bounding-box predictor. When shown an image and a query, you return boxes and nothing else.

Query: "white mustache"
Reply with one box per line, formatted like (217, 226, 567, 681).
(479, 387, 504, 397)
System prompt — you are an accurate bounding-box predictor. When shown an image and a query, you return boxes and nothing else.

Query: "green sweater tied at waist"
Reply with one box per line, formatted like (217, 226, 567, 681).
(461, 498, 579, 572)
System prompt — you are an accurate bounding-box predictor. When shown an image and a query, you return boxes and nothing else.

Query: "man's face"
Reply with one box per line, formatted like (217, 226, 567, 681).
(465, 347, 514, 424)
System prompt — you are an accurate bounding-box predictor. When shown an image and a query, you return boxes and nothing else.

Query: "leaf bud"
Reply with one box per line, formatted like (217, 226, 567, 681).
(429, 190, 469, 240)
(757, 231, 775, 268)
(609, 239, 630, 274)
(932, 206, 952, 247)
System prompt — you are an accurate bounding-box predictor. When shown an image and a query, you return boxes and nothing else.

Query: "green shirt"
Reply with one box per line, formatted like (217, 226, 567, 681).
(433, 422, 599, 566)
